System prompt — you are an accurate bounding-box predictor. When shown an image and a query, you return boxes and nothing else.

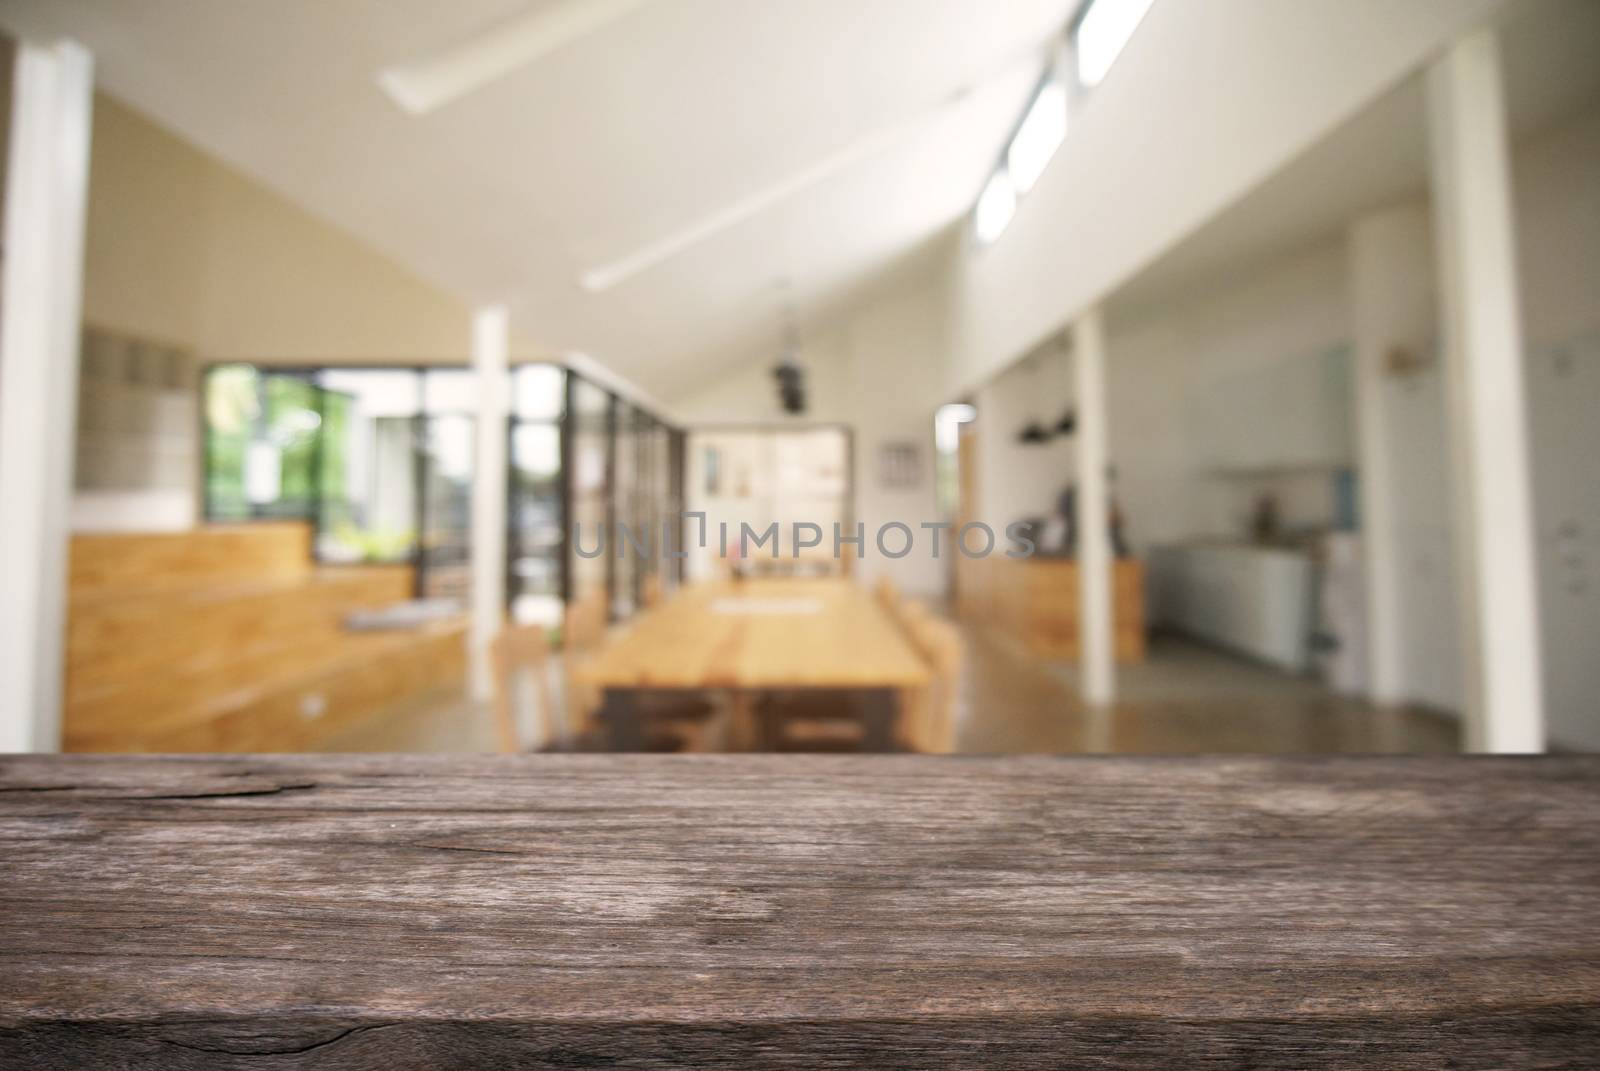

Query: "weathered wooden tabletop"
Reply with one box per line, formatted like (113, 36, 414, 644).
(2, 754, 1598, 1069)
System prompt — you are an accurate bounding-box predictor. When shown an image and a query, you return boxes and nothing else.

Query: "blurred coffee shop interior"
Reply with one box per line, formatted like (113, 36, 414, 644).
(0, 0, 1595, 757)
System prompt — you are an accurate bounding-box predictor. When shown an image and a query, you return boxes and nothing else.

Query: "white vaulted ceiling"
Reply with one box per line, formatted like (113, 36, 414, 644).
(0, 0, 1068, 394)
(1106, 0, 1600, 329)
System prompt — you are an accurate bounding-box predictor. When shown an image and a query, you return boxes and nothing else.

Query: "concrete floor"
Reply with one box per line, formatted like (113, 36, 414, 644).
(317, 623, 1460, 755)
(956, 629, 1459, 754)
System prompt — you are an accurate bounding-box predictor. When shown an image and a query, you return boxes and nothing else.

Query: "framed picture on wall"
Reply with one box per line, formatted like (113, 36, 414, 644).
(704, 445, 721, 495)
(878, 441, 920, 490)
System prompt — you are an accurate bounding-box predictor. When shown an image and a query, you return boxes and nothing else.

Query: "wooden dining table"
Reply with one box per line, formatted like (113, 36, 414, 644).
(575, 577, 931, 750)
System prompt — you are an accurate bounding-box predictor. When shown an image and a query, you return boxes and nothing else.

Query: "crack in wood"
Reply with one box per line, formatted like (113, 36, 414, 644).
(157, 1022, 400, 1057)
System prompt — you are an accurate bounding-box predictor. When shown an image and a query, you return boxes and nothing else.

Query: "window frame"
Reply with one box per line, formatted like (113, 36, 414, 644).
(201, 361, 684, 619)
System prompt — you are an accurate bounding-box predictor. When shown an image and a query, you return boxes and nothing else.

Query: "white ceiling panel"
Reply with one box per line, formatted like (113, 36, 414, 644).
(0, 0, 1071, 395)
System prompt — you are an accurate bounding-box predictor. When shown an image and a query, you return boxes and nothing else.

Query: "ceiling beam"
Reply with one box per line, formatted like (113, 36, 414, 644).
(579, 42, 1053, 293)
(378, 0, 660, 115)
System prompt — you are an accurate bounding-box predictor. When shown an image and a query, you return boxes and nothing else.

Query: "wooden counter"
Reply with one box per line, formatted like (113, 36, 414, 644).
(3, 754, 1598, 1067)
(960, 555, 1147, 662)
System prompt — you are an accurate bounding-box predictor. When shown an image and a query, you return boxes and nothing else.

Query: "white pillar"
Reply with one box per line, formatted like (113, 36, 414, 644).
(0, 40, 94, 753)
(1426, 29, 1544, 753)
(469, 305, 510, 701)
(1348, 207, 1434, 707)
(1073, 307, 1114, 706)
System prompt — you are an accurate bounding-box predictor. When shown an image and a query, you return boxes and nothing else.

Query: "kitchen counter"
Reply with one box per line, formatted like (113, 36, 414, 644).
(2, 754, 1597, 1067)
(959, 555, 1147, 662)
(1149, 541, 1318, 671)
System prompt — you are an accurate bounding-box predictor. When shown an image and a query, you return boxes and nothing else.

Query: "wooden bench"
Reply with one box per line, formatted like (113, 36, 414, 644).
(64, 524, 465, 752)
(2, 754, 1596, 1066)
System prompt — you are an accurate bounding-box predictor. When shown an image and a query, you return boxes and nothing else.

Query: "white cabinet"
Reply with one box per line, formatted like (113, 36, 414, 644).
(1526, 331, 1600, 749)
(1149, 543, 1317, 672)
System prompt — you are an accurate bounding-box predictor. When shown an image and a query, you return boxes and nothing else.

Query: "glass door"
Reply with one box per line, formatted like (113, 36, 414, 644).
(203, 365, 323, 522)
(508, 365, 567, 628)
(568, 377, 612, 617)
(311, 369, 421, 565)
(508, 421, 564, 627)
(417, 412, 474, 602)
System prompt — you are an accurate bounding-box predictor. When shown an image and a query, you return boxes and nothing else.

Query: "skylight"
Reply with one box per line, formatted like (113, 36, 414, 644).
(1006, 81, 1068, 194)
(1074, 0, 1156, 88)
(974, 171, 1018, 246)
(973, 1, 1155, 245)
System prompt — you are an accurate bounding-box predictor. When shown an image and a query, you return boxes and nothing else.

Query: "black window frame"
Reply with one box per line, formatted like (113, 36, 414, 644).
(200, 361, 683, 618)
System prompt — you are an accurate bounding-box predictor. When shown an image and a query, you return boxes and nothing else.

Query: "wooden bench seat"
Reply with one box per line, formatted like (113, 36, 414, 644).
(66, 567, 413, 695)
(66, 620, 467, 752)
(64, 524, 467, 753)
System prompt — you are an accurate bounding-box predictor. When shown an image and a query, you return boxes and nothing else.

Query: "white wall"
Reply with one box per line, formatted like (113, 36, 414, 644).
(947, 0, 1507, 395)
(1514, 107, 1600, 749)
(843, 276, 954, 596)
(1098, 101, 1600, 738)
(667, 54, 1600, 748)
(675, 324, 854, 428)
(1104, 240, 1353, 554)
(1333, 105, 1600, 733)
(971, 340, 1076, 536)
(674, 260, 956, 597)
(1347, 204, 1463, 714)
(1332, 104, 1600, 739)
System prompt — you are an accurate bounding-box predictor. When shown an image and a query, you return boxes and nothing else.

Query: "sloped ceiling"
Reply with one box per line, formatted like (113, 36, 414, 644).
(0, 0, 1070, 395)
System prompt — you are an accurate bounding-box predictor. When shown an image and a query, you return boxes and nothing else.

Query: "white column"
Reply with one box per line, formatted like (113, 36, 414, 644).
(1073, 307, 1114, 706)
(1348, 208, 1434, 706)
(1425, 29, 1544, 753)
(469, 306, 510, 701)
(0, 40, 94, 753)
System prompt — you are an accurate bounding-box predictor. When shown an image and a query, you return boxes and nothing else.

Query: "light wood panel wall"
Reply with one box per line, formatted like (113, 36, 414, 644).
(69, 522, 310, 601)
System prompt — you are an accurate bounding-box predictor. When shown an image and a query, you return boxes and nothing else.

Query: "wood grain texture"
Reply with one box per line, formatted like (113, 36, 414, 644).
(68, 522, 311, 602)
(577, 578, 930, 689)
(63, 524, 465, 752)
(962, 557, 1148, 662)
(118, 621, 468, 753)
(1, 754, 1597, 1068)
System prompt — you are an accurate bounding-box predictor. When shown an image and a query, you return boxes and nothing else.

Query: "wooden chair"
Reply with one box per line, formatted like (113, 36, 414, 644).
(906, 616, 962, 753)
(894, 596, 931, 631)
(760, 580, 945, 754)
(758, 583, 909, 752)
(758, 692, 873, 752)
(562, 592, 607, 730)
(565, 587, 722, 753)
(490, 623, 561, 753)
(871, 599, 962, 752)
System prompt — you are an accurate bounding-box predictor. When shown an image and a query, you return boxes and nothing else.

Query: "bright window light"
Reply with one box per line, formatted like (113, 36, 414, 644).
(934, 403, 977, 454)
(1075, 0, 1156, 88)
(974, 171, 1017, 245)
(1007, 81, 1068, 194)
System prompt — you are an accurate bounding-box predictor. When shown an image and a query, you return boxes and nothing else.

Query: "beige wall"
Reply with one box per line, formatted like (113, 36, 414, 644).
(82, 94, 536, 365)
